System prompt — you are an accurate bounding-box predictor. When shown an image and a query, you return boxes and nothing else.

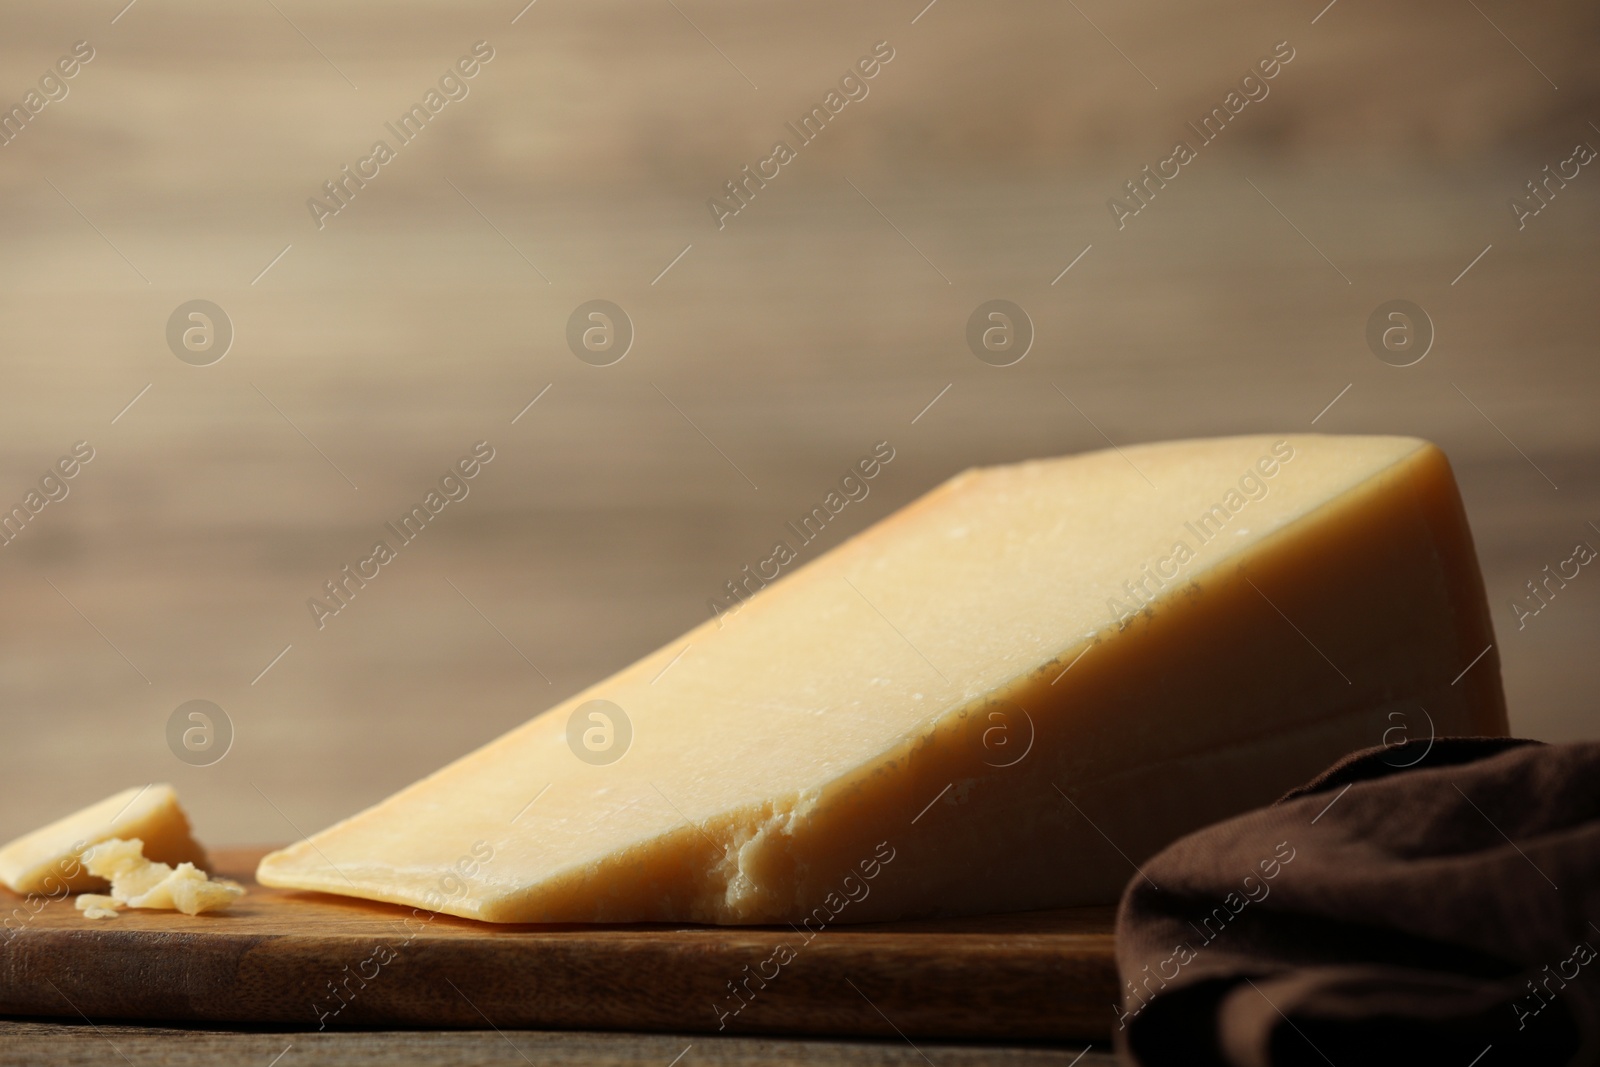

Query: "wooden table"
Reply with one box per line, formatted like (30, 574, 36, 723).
(0, 1020, 1115, 1066)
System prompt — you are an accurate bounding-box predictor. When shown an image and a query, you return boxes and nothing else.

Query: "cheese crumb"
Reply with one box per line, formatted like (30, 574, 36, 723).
(78, 837, 244, 918)
(75, 894, 121, 920)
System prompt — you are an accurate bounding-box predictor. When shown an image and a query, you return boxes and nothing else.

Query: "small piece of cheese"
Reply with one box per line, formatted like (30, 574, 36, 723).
(0, 784, 208, 895)
(259, 435, 1507, 924)
(79, 837, 244, 917)
(75, 894, 121, 920)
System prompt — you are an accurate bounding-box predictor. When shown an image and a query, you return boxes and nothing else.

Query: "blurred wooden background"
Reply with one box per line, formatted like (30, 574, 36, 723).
(0, 0, 1596, 851)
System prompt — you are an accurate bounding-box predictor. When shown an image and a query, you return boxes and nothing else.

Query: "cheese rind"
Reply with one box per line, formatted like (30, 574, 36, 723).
(258, 435, 1506, 924)
(0, 784, 209, 895)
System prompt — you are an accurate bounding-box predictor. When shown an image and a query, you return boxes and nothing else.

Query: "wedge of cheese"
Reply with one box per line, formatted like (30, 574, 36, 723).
(258, 435, 1505, 924)
(0, 784, 209, 895)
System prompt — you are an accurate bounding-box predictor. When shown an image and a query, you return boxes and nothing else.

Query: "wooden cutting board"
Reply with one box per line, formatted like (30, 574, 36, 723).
(0, 847, 1117, 1041)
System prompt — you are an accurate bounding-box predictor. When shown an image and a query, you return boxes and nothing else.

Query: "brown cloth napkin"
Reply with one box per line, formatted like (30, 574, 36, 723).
(1114, 738, 1600, 1066)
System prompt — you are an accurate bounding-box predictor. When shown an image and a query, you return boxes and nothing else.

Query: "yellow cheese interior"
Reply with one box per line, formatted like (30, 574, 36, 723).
(258, 435, 1505, 924)
(0, 784, 208, 895)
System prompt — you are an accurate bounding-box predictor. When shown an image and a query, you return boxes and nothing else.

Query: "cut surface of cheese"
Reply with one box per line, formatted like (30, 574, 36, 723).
(0, 784, 208, 895)
(75, 837, 244, 918)
(258, 435, 1506, 924)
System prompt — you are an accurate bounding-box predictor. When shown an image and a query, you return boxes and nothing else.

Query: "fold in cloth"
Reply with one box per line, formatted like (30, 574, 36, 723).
(1114, 738, 1600, 1066)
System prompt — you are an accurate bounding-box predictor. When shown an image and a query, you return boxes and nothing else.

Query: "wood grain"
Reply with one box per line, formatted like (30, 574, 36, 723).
(0, 848, 1117, 1043)
(0, 1020, 1116, 1067)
